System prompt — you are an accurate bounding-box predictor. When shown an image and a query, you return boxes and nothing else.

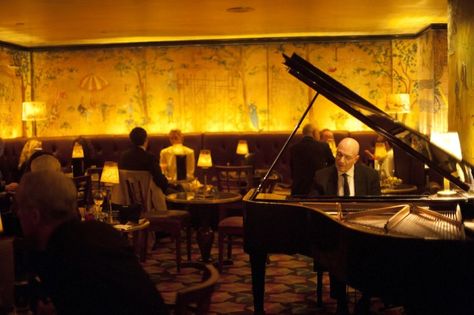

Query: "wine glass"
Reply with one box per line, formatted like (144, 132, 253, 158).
(92, 190, 105, 216)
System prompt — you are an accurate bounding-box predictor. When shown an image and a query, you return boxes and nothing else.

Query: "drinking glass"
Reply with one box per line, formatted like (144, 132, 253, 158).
(92, 190, 105, 215)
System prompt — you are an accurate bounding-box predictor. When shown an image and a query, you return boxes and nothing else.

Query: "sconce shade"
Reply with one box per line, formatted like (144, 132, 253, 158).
(430, 132, 463, 161)
(236, 140, 249, 155)
(100, 161, 119, 184)
(386, 93, 411, 114)
(22, 101, 47, 121)
(197, 150, 213, 168)
(72, 142, 85, 158)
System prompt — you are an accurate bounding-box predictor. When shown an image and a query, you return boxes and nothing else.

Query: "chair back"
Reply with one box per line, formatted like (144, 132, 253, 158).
(173, 262, 219, 315)
(117, 170, 168, 214)
(72, 175, 92, 209)
(215, 165, 253, 195)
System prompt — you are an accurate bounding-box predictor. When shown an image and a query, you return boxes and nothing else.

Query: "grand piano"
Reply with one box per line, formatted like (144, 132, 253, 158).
(244, 53, 474, 315)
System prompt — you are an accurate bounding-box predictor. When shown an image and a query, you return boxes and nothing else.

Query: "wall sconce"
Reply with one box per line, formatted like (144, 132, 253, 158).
(100, 161, 120, 222)
(430, 132, 463, 196)
(22, 101, 47, 137)
(197, 149, 213, 192)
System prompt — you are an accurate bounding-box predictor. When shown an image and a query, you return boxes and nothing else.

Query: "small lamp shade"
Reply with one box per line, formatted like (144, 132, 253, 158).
(236, 140, 249, 155)
(197, 150, 212, 168)
(386, 94, 411, 114)
(430, 132, 463, 161)
(72, 142, 85, 158)
(374, 142, 388, 161)
(22, 101, 47, 121)
(100, 161, 119, 185)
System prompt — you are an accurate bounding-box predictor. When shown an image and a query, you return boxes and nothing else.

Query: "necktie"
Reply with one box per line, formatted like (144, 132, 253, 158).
(342, 173, 350, 196)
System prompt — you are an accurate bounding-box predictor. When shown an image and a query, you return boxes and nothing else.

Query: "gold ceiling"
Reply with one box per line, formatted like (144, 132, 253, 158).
(0, 0, 447, 48)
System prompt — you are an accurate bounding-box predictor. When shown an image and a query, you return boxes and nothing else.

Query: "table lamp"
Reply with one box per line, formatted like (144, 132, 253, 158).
(236, 140, 249, 165)
(100, 161, 120, 222)
(22, 101, 47, 137)
(430, 132, 463, 196)
(197, 149, 212, 194)
(72, 142, 85, 177)
(374, 141, 387, 166)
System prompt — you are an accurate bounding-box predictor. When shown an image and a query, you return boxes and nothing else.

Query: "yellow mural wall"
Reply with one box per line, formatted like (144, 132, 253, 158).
(0, 28, 448, 139)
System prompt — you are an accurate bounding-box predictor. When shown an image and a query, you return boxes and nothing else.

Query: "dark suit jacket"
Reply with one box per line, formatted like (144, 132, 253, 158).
(312, 163, 381, 196)
(36, 220, 168, 315)
(290, 136, 335, 196)
(118, 146, 168, 193)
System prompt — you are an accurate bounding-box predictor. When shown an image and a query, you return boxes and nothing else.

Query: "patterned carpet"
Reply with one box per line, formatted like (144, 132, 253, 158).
(141, 235, 398, 315)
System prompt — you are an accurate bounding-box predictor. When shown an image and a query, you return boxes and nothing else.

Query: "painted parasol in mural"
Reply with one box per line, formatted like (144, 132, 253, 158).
(79, 73, 109, 106)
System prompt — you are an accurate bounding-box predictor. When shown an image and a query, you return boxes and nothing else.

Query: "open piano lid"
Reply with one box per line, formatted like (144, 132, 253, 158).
(277, 52, 474, 193)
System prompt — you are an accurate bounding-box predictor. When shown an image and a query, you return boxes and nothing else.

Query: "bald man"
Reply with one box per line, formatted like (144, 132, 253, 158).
(16, 171, 168, 314)
(311, 137, 380, 315)
(312, 137, 380, 196)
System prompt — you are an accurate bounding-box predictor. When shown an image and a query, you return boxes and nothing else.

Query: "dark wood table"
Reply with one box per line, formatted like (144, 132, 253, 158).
(166, 191, 242, 262)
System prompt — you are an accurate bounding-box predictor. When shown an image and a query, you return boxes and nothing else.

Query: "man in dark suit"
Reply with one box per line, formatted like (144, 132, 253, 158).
(290, 123, 335, 196)
(119, 127, 168, 193)
(312, 137, 380, 315)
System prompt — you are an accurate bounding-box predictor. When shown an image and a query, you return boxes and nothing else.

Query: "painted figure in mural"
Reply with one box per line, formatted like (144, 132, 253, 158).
(166, 97, 174, 123)
(15, 170, 169, 315)
(311, 137, 380, 315)
(248, 102, 259, 130)
(159, 129, 195, 181)
(289, 124, 335, 196)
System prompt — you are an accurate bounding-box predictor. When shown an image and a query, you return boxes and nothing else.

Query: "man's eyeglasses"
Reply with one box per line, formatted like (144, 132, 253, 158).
(335, 151, 357, 161)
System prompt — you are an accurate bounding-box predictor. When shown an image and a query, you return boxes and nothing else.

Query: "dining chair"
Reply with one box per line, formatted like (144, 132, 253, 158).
(167, 262, 219, 315)
(217, 174, 279, 272)
(215, 165, 253, 195)
(118, 170, 192, 271)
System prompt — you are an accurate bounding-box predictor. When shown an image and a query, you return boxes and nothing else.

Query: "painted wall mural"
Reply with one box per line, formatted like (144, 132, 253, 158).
(0, 30, 447, 140)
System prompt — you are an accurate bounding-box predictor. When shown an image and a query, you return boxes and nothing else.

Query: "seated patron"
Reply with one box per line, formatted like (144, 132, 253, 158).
(319, 128, 335, 143)
(311, 137, 380, 315)
(290, 123, 334, 196)
(364, 135, 395, 179)
(160, 129, 195, 181)
(16, 171, 168, 314)
(17, 138, 43, 180)
(119, 127, 168, 193)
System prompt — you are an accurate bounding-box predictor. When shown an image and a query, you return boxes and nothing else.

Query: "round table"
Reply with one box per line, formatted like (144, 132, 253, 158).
(113, 218, 150, 262)
(166, 191, 242, 262)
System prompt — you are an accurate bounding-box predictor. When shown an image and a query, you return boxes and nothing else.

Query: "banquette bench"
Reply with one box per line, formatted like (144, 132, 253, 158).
(2, 131, 426, 190)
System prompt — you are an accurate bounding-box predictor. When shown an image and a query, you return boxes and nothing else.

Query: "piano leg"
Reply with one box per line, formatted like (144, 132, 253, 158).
(249, 251, 267, 314)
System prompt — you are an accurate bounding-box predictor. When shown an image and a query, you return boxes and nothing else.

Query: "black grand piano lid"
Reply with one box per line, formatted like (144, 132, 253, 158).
(283, 52, 474, 192)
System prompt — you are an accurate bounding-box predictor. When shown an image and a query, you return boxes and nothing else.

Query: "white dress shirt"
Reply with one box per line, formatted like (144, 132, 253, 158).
(159, 144, 195, 181)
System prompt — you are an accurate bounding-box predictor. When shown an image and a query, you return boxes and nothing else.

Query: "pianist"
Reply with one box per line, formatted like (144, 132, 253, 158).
(311, 137, 380, 315)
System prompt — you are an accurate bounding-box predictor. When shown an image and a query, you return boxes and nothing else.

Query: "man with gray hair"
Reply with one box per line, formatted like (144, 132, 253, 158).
(16, 171, 168, 314)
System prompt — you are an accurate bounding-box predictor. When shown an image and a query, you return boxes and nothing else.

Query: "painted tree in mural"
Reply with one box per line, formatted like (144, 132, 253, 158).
(206, 45, 261, 130)
(115, 48, 151, 124)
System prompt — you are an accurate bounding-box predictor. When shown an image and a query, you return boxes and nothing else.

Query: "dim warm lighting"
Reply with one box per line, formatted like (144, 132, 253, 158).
(101, 161, 119, 185)
(22, 101, 47, 121)
(430, 132, 462, 195)
(374, 142, 388, 161)
(236, 140, 249, 156)
(197, 150, 213, 169)
(72, 142, 84, 158)
(22, 101, 47, 137)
